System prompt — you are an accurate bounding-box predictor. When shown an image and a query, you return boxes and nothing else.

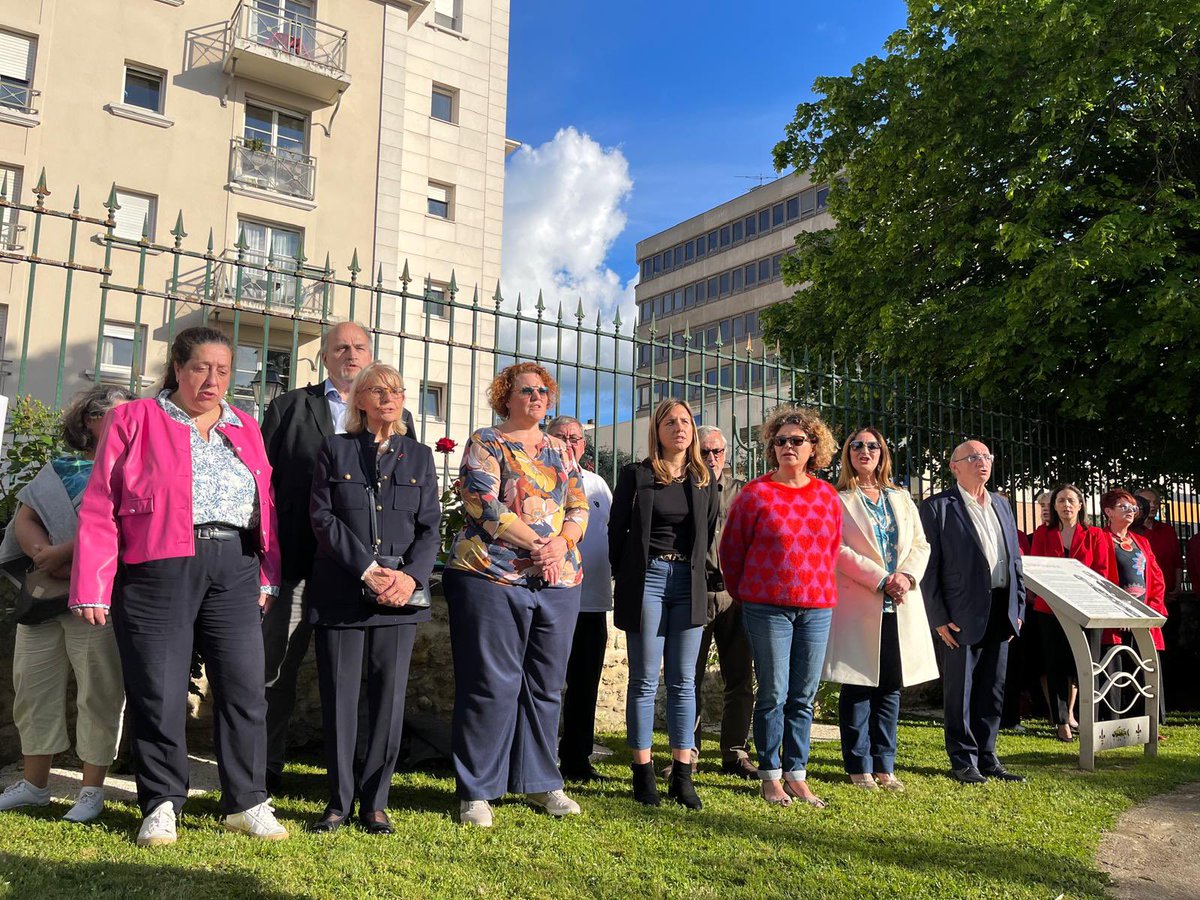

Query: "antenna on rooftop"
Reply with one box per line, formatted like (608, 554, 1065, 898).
(735, 175, 772, 188)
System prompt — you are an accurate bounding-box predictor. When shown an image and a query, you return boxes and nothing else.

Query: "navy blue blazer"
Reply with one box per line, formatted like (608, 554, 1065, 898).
(308, 431, 439, 627)
(918, 487, 1026, 646)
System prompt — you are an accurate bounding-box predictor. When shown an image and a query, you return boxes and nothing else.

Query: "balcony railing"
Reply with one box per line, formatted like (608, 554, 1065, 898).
(230, 137, 316, 200)
(0, 220, 26, 251)
(212, 250, 326, 317)
(229, 1, 348, 75)
(0, 80, 39, 115)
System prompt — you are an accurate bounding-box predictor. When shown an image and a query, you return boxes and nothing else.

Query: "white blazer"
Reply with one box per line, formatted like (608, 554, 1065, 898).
(822, 487, 939, 688)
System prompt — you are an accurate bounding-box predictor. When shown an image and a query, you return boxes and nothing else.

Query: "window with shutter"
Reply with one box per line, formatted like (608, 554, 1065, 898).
(0, 165, 21, 247)
(0, 30, 35, 112)
(433, 0, 460, 30)
(112, 190, 156, 241)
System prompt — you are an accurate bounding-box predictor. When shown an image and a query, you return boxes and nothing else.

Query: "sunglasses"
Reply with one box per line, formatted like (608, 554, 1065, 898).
(772, 435, 813, 448)
(849, 440, 882, 452)
(700, 448, 725, 457)
(1113, 503, 1139, 513)
(517, 386, 550, 397)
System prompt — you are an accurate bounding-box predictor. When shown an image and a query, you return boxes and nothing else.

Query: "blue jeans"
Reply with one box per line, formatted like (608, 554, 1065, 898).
(838, 686, 900, 775)
(626, 559, 703, 751)
(741, 602, 833, 781)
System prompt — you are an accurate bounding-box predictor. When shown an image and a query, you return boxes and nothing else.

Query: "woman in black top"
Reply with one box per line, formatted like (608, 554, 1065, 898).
(307, 364, 440, 835)
(609, 399, 716, 809)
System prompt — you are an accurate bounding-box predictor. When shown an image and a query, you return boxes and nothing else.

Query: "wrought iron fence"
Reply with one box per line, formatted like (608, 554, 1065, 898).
(0, 172, 1196, 576)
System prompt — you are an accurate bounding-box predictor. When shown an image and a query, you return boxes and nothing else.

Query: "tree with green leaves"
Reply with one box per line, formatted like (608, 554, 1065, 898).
(766, 0, 1200, 469)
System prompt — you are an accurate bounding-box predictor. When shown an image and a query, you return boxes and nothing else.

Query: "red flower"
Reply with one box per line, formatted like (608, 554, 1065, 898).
(435, 437, 457, 454)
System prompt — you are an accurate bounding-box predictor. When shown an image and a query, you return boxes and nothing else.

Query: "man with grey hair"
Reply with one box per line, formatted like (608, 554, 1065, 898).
(258, 321, 414, 792)
(690, 425, 756, 779)
(919, 439, 1026, 785)
(546, 415, 613, 782)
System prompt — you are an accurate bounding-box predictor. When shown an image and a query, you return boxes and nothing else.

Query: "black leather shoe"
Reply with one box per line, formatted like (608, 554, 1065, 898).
(360, 811, 394, 835)
(949, 766, 988, 784)
(979, 764, 1025, 783)
(308, 814, 347, 834)
(721, 757, 759, 780)
(560, 763, 606, 783)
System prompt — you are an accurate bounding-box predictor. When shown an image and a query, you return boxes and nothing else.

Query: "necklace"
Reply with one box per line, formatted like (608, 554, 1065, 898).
(1112, 532, 1134, 552)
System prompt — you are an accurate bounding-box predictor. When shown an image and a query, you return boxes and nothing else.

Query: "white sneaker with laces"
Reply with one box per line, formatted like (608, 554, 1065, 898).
(63, 786, 105, 823)
(223, 800, 288, 840)
(137, 801, 177, 847)
(0, 779, 51, 811)
(458, 799, 494, 827)
(526, 789, 581, 817)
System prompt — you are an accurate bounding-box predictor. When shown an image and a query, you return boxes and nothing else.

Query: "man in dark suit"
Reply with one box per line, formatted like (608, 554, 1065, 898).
(919, 440, 1026, 785)
(259, 321, 415, 792)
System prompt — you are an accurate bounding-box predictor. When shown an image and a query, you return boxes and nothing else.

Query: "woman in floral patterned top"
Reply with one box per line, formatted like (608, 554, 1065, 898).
(444, 363, 588, 828)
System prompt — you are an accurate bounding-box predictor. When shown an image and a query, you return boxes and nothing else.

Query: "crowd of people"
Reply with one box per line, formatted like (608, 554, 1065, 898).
(0, 322, 1185, 843)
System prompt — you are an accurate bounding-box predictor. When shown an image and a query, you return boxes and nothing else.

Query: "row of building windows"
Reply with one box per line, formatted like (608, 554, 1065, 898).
(637, 309, 764, 368)
(638, 183, 828, 284)
(636, 364, 785, 409)
(638, 251, 786, 324)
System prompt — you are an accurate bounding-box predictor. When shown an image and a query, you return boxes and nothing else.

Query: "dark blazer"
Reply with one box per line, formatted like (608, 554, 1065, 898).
(263, 383, 415, 583)
(308, 431, 438, 627)
(919, 487, 1026, 646)
(608, 460, 718, 632)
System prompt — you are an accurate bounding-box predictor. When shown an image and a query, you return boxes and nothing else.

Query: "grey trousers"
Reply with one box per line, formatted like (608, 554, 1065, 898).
(262, 578, 314, 779)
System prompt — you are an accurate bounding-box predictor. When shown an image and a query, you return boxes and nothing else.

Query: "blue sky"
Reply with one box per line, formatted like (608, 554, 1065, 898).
(505, 0, 910, 284)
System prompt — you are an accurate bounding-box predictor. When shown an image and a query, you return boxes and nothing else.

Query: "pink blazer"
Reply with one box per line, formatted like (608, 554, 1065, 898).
(69, 397, 281, 609)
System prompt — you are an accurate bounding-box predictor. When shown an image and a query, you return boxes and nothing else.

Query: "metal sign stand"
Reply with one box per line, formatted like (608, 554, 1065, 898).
(1022, 557, 1167, 770)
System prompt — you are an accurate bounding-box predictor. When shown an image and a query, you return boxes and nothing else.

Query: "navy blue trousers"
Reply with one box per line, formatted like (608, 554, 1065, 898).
(941, 589, 1012, 770)
(445, 571, 581, 800)
(838, 611, 903, 775)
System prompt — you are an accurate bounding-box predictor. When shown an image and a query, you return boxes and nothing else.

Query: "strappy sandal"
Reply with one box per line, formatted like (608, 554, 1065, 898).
(760, 782, 792, 807)
(783, 780, 826, 808)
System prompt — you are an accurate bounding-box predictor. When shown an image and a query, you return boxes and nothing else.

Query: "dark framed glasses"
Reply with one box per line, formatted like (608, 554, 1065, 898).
(772, 435, 813, 448)
(849, 440, 882, 452)
(517, 386, 550, 397)
(700, 448, 725, 457)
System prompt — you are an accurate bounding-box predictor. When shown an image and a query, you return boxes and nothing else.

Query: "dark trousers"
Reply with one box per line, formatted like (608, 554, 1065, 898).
(839, 612, 902, 774)
(1036, 610, 1076, 725)
(315, 623, 415, 817)
(112, 536, 267, 817)
(941, 588, 1012, 770)
(262, 577, 314, 779)
(558, 611, 609, 772)
(694, 597, 754, 762)
(446, 570, 580, 800)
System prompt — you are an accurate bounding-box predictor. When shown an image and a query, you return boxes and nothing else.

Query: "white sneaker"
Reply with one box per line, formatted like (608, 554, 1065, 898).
(137, 801, 177, 847)
(63, 786, 105, 823)
(0, 779, 51, 811)
(458, 799, 493, 827)
(526, 789, 581, 817)
(224, 800, 288, 840)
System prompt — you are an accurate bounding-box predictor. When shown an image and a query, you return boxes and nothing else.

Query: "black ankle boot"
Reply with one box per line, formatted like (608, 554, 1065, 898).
(667, 760, 703, 810)
(631, 762, 661, 806)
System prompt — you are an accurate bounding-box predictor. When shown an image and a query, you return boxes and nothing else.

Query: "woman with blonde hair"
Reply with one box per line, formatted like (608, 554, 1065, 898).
(307, 363, 440, 834)
(822, 426, 936, 791)
(609, 398, 716, 809)
(720, 405, 841, 807)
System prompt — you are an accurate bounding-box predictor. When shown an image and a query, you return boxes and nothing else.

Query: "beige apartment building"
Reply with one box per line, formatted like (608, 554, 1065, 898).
(0, 0, 512, 444)
(625, 172, 834, 458)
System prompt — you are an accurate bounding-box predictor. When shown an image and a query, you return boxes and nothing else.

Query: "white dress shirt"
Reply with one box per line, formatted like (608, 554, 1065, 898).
(957, 484, 1009, 589)
(576, 468, 613, 613)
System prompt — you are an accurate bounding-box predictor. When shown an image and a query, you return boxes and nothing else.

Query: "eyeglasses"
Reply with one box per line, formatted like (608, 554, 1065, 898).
(555, 435, 585, 444)
(952, 453, 994, 464)
(849, 440, 882, 452)
(365, 387, 404, 401)
(772, 435, 814, 448)
(1113, 503, 1139, 513)
(516, 386, 550, 397)
(700, 448, 725, 457)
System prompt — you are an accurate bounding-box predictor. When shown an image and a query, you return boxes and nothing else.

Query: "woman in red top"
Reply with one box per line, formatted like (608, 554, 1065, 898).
(1029, 484, 1107, 741)
(720, 406, 840, 808)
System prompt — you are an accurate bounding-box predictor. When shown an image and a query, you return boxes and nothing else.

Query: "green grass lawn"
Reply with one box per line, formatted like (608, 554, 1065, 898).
(2, 715, 1198, 899)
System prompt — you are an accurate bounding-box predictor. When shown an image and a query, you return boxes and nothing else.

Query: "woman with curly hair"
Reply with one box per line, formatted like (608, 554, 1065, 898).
(444, 362, 589, 828)
(719, 406, 841, 808)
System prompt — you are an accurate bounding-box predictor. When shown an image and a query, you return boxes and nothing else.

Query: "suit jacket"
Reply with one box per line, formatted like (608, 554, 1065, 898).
(262, 383, 415, 583)
(824, 488, 938, 687)
(608, 460, 718, 632)
(308, 431, 439, 627)
(918, 486, 1026, 646)
(705, 469, 744, 620)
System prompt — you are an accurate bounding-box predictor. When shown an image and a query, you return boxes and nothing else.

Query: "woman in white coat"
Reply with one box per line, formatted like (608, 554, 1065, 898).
(822, 427, 938, 791)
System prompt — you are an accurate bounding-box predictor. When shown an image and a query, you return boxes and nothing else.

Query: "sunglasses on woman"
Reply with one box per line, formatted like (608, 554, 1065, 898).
(849, 440, 882, 452)
(772, 435, 814, 448)
(516, 386, 550, 397)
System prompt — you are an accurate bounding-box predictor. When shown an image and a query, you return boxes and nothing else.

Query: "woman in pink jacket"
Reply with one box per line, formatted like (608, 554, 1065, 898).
(70, 326, 285, 848)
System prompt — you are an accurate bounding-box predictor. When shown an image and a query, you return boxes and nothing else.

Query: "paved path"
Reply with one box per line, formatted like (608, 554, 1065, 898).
(1096, 781, 1200, 899)
(0, 756, 222, 807)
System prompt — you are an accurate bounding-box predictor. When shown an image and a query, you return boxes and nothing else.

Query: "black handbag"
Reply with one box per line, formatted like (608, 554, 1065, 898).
(363, 439, 430, 610)
(13, 563, 71, 625)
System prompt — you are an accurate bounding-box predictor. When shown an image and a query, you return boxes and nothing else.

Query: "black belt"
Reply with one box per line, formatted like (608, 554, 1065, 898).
(194, 524, 245, 541)
(652, 552, 689, 562)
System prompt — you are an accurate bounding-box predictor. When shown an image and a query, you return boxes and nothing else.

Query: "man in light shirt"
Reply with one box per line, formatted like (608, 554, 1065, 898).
(547, 416, 613, 783)
(919, 440, 1026, 785)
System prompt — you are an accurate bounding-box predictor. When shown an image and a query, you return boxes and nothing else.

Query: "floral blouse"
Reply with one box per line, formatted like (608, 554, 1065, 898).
(860, 489, 900, 613)
(447, 426, 588, 587)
